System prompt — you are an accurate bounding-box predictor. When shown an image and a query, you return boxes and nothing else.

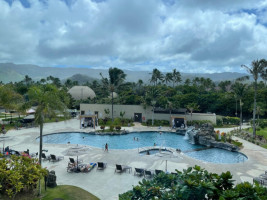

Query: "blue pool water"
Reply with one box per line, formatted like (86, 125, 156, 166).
(39, 132, 247, 163)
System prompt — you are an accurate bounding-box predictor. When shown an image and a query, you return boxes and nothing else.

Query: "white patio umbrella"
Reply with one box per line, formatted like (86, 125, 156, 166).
(63, 146, 90, 171)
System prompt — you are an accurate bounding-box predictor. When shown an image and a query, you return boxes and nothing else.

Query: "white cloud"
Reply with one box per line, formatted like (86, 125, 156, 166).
(0, 0, 266, 73)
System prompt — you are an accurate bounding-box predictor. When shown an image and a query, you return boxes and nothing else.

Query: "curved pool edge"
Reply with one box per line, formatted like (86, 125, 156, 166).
(37, 131, 248, 164)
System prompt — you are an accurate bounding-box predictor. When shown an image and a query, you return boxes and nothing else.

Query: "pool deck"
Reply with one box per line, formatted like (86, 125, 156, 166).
(2, 119, 267, 200)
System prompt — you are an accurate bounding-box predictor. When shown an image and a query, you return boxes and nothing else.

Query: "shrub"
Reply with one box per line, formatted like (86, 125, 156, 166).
(119, 165, 267, 200)
(254, 119, 267, 129)
(231, 140, 243, 147)
(100, 125, 105, 130)
(0, 155, 47, 199)
(110, 125, 114, 131)
(222, 116, 240, 125)
(216, 119, 223, 126)
(187, 120, 214, 126)
(116, 126, 121, 131)
(215, 134, 219, 141)
(113, 118, 121, 126)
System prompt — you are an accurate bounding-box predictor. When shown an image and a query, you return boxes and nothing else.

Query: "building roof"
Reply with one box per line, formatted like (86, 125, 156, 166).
(154, 107, 187, 114)
(68, 86, 96, 100)
(108, 92, 118, 99)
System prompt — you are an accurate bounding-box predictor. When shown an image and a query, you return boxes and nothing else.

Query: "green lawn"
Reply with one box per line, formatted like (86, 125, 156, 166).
(0, 183, 99, 200)
(248, 127, 267, 139)
(36, 185, 100, 200)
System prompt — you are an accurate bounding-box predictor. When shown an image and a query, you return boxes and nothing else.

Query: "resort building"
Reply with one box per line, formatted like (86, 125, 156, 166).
(80, 104, 217, 126)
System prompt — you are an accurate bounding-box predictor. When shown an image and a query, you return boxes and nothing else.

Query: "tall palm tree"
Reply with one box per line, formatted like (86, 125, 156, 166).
(100, 67, 126, 122)
(232, 82, 247, 131)
(241, 59, 267, 138)
(150, 68, 163, 86)
(186, 103, 199, 124)
(28, 84, 69, 194)
(164, 73, 173, 85)
(172, 69, 181, 87)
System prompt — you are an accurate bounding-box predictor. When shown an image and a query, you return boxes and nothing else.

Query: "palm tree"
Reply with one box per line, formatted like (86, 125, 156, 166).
(150, 68, 163, 86)
(241, 59, 267, 137)
(172, 69, 181, 87)
(186, 103, 199, 124)
(256, 102, 265, 123)
(28, 84, 69, 195)
(100, 67, 126, 122)
(164, 73, 173, 85)
(232, 82, 247, 131)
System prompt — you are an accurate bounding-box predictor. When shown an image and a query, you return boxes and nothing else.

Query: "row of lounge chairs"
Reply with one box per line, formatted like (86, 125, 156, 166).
(253, 171, 267, 186)
(65, 159, 168, 178)
(42, 153, 64, 162)
(114, 165, 167, 178)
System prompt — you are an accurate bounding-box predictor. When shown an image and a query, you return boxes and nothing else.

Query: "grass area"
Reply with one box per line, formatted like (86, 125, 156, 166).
(35, 185, 100, 200)
(0, 182, 99, 200)
(248, 127, 267, 139)
(214, 124, 238, 128)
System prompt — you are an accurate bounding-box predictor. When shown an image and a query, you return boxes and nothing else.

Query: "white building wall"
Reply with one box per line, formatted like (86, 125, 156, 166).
(80, 104, 216, 124)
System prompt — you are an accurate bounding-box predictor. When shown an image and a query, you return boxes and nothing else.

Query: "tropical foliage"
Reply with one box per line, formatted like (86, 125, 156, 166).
(119, 165, 267, 200)
(0, 155, 47, 199)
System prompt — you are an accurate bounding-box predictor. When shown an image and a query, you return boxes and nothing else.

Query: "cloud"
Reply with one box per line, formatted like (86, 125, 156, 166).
(0, 0, 267, 73)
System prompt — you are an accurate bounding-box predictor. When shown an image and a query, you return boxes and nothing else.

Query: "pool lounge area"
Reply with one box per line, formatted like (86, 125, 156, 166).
(4, 119, 267, 200)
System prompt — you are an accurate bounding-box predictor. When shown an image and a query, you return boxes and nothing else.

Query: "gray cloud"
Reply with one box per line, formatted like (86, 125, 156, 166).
(0, 0, 266, 73)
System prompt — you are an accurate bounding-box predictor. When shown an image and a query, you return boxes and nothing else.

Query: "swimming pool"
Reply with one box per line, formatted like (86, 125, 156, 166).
(39, 131, 247, 163)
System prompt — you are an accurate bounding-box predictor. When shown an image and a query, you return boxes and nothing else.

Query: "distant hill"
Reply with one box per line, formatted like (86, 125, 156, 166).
(63, 74, 98, 85)
(0, 62, 249, 84)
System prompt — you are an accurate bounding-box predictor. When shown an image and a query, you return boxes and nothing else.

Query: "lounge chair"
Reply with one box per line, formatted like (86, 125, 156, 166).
(97, 162, 107, 170)
(253, 177, 267, 186)
(134, 168, 145, 177)
(69, 157, 83, 165)
(144, 169, 154, 178)
(79, 162, 97, 173)
(50, 154, 64, 162)
(260, 174, 267, 179)
(115, 164, 132, 174)
(155, 169, 164, 175)
(42, 153, 50, 161)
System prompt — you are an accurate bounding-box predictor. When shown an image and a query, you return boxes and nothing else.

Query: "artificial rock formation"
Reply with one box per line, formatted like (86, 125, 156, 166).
(186, 123, 239, 152)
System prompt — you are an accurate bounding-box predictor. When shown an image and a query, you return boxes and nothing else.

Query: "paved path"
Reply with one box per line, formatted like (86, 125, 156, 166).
(2, 119, 267, 200)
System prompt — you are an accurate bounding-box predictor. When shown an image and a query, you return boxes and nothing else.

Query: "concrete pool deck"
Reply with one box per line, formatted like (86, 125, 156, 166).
(2, 119, 267, 200)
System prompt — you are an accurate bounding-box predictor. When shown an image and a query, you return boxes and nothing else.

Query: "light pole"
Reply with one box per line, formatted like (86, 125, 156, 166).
(151, 100, 156, 126)
(235, 94, 238, 117)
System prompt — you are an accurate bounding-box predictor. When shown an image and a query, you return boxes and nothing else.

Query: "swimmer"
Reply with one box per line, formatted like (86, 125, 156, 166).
(136, 137, 139, 141)
(134, 137, 135, 140)
(160, 132, 162, 135)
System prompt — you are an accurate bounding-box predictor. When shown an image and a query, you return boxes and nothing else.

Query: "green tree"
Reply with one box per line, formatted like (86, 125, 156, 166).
(172, 69, 181, 87)
(186, 102, 200, 123)
(0, 85, 23, 112)
(232, 82, 247, 131)
(164, 72, 173, 85)
(150, 68, 163, 86)
(242, 59, 267, 137)
(27, 84, 69, 195)
(100, 68, 126, 122)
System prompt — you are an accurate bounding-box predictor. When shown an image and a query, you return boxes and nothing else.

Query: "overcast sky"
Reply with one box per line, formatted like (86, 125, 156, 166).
(0, 0, 267, 73)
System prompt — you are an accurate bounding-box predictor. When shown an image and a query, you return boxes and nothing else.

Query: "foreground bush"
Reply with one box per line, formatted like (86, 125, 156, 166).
(119, 165, 267, 200)
(0, 155, 47, 199)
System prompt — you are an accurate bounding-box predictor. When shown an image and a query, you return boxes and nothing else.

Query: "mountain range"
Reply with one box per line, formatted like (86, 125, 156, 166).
(0, 63, 249, 84)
